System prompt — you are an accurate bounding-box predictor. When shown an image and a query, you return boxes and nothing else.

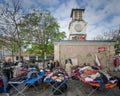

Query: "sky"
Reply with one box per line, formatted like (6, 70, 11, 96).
(0, 0, 120, 40)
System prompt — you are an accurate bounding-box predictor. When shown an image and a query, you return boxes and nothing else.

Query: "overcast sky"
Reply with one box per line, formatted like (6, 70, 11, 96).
(0, 0, 120, 40)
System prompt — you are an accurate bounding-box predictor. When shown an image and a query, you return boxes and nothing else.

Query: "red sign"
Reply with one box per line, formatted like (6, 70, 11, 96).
(98, 47, 106, 52)
(78, 37, 86, 40)
(71, 36, 86, 40)
(72, 37, 75, 40)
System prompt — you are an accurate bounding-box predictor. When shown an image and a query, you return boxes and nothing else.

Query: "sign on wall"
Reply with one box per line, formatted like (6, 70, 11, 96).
(98, 47, 107, 53)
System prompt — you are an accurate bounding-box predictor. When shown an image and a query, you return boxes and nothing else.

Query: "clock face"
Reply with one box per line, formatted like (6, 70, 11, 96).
(74, 23, 82, 32)
(74, 22, 84, 32)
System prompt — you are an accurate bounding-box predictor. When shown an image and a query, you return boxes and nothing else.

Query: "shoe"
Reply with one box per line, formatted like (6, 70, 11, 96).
(4, 93, 10, 96)
(7, 93, 10, 96)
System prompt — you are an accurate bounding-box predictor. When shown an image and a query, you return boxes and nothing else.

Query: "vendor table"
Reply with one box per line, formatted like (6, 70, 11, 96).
(44, 75, 69, 96)
(8, 71, 45, 96)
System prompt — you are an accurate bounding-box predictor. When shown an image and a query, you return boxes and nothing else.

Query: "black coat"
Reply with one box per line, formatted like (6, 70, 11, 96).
(2, 62, 14, 80)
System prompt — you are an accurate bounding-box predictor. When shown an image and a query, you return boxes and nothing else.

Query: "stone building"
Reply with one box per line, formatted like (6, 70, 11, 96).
(54, 9, 116, 71)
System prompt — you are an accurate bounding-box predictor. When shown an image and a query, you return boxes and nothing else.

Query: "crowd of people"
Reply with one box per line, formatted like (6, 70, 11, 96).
(1, 57, 120, 96)
(0, 57, 27, 96)
(0, 57, 62, 96)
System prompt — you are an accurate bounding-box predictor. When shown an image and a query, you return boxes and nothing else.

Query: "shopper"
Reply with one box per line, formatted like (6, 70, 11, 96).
(2, 57, 15, 96)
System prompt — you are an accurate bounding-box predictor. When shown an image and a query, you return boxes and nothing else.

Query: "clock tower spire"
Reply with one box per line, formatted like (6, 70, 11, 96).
(69, 9, 87, 40)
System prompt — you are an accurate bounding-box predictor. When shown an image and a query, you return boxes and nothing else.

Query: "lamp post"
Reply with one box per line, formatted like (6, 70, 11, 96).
(2, 46, 5, 61)
(108, 43, 111, 71)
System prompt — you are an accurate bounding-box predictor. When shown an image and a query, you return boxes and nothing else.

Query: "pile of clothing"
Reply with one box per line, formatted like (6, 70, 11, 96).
(72, 65, 118, 90)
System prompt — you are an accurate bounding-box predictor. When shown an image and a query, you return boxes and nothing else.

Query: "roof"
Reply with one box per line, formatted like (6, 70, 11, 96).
(54, 40, 116, 46)
(54, 40, 116, 43)
(70, 8, 85, 17)
(14, 52, 35, 56)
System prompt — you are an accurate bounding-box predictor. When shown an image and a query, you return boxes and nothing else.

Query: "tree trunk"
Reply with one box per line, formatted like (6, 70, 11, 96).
(19, 45, 21, 61)
(42, 50, 45, 68)
(11, 50, 14, 63)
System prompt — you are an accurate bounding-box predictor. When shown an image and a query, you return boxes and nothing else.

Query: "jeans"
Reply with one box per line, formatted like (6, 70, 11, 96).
(95, 77, 105, 90)
(2, 75, 9, 93)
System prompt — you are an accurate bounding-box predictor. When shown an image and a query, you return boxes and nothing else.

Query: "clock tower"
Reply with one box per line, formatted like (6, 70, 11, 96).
(69, 9, 87, 40)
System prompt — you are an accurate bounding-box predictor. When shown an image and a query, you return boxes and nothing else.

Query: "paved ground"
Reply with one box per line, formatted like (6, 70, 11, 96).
(0, 71, 120, 96)
(1, 79, 120, 96)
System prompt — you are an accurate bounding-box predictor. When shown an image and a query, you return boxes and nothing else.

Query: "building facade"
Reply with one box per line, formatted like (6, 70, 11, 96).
(54, 9, 116, 71)
(54, 40, 115, 71)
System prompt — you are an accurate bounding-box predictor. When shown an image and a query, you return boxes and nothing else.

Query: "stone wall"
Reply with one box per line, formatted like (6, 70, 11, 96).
(54, 40, 116, 71)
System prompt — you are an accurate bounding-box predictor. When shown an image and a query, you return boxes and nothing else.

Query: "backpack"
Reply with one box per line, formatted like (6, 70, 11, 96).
(27, 70, 39, 79)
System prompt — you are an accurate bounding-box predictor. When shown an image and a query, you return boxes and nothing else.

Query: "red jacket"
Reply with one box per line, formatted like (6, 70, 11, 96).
(114, 58, 120, 67)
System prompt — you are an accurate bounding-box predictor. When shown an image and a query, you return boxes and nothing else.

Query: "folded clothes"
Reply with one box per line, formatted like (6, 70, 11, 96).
(84, 77, 93, 82)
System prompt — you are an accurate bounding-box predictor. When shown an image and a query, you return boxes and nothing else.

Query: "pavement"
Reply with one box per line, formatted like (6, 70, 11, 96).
(0, 79, 120, 96)
(0, 71, 120, 96)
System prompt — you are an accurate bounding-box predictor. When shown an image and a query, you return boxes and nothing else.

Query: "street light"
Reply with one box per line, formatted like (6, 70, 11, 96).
(108, 43, 111, 71)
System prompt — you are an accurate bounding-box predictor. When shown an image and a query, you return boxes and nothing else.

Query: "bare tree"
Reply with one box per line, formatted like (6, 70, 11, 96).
(113, 28, 120, 55)
(94, 28, 120, 40)
(94, 28, 120, 55)
(0, 0, 23, 61)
